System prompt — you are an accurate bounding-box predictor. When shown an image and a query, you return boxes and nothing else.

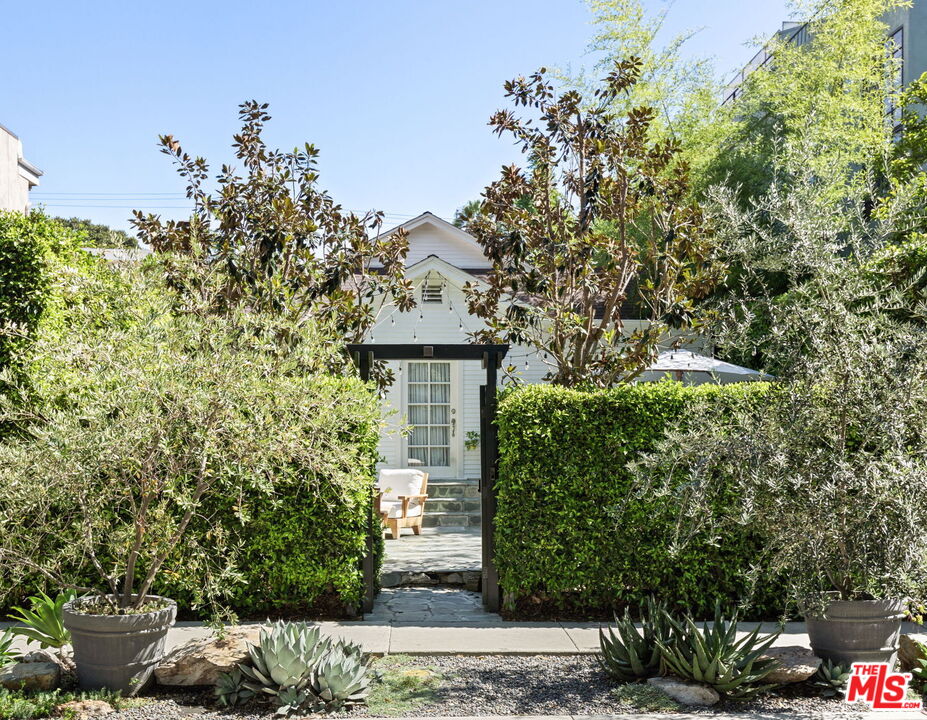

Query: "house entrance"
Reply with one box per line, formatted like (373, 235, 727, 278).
(403, 360, 460, 478)
(349, 343, 508, 613)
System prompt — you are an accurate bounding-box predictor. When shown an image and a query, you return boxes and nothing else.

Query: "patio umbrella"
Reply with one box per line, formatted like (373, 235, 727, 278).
(645, 350, 767, 383)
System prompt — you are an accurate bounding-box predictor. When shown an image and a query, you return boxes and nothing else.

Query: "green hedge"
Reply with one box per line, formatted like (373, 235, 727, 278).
(0, 261, 382, 619)
(156, 373, 382, 618)
(495, 382, 779, 618)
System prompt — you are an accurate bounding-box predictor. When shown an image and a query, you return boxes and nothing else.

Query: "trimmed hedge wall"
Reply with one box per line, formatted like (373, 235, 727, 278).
(156, 373, 383, 618)
(495, 382, 779, 619)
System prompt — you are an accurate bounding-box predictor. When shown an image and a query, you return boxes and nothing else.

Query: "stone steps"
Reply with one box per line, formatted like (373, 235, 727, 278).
(424, 479, 481, 527)
(426, 498, 481, 513)
(426, 479, 480, 498)
(422, 511, 481, 528)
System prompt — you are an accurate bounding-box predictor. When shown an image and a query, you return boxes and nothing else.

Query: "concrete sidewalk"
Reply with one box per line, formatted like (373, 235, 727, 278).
(163, 617, 835, 657)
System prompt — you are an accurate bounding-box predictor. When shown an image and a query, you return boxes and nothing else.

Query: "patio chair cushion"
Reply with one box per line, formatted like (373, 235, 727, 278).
(379, 499, 424, 519)
(377, 468, 426, 502)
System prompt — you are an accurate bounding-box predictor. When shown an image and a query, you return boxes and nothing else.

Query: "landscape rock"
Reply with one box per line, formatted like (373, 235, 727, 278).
(647, 676, 720, 706)
(404, 572, 437, 585)
(759, 645, 821, 683)
(899, 633, 927, 672)
(380, 571, 402, 588)
(21, 647, 77, 676)
(155, 626, 261, 686)
(54, 700, 114, 718)
(0, 661, 61, 691)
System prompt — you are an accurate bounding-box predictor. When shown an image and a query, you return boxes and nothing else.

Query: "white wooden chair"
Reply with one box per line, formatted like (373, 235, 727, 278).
(375, 469, 429, 539)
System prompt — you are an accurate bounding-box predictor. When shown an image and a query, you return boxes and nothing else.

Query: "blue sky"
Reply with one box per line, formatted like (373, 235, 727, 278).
(4, 1, 793, 232)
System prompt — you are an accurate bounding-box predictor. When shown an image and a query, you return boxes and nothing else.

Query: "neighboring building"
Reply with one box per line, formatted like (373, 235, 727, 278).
(0, 124, 42, 213)
(723, 1, 927, 108)
(365, 212, 747, 493)
(723, 22, 812, 105)
(884, 1, 927, 89)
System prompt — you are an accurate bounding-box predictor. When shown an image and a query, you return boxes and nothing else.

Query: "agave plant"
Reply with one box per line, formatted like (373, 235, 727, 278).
(273, 686, 317, 717)
(655, 604, 781, 700)
(227, 622, 370, 717)
(599, 597, 673, 682)
(215, 667, 255, 707)
(0, 629, 17, 668)
(811, 659, 852, 698)
(239, 621, 331, 697)
(8, 590, 75, 651)
(309, 641, 370, 711)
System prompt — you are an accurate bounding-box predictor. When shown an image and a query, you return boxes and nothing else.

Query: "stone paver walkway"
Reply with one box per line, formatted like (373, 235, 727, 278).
(382, 527, 481, 574)
(366, 588, 492, 624)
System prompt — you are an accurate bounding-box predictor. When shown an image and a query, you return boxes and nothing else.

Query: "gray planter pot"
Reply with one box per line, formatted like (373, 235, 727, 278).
(806, 597, 905, 666)
(62, 595, 176, 693)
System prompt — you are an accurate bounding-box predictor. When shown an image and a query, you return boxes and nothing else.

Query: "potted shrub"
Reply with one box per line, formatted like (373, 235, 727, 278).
(0, 267, 367, 692)
(633, 176, 927, 666)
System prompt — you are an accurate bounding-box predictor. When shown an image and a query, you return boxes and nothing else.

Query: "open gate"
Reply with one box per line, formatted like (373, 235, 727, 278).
(349, 343, 509, 613)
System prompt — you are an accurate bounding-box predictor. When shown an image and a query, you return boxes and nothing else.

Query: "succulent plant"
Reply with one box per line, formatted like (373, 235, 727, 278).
(599, 597, 673, 682)
(309, 641, 371, 711)
(0, 629, 17, 668)
(655, 604, 781, 700)
(239, 621, 330, 696)
(8, 590, 75, 650)
(273, 686, 317, 717)
(214, 667, 255, 707)
(220, 622, 371, 717)
(811, 659, 852, 698)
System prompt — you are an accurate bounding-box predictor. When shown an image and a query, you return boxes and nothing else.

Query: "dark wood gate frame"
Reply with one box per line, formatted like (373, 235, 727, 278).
(349, 343, 509, 613)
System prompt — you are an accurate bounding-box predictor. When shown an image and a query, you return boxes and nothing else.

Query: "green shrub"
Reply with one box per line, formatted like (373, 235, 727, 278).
(0, 266, 381, 617)
(655, 605, 780, 700)
(0, 211, 89, 372)
(495, 382, 777, 618)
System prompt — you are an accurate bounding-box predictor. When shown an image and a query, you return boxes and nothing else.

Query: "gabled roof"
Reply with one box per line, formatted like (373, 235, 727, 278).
(380, 211, 481, 247)
(403, 253, 490, 290)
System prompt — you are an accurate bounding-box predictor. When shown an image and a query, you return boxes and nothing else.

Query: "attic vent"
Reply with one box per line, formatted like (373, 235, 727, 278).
(422, 280, 444, 304)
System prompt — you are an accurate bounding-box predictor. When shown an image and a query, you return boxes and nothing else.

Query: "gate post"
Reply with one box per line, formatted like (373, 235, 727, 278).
(480, 350, 501, 612)
(356, 350, 378, 614)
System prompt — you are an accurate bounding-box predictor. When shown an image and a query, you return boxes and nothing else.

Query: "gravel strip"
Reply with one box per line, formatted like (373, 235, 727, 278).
(106, 655, 885, 719)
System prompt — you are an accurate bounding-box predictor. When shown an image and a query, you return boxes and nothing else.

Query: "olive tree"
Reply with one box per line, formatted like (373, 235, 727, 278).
(464, 60, 720, 387)
(633, 173, 927, 611)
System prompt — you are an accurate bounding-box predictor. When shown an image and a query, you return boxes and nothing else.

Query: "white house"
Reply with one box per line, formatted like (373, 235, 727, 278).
(365, 211, 550, 484)
(366, 211, 763, 491)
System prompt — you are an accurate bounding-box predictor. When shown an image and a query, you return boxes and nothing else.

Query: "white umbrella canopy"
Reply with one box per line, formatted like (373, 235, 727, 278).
(644, 350, 768, 383)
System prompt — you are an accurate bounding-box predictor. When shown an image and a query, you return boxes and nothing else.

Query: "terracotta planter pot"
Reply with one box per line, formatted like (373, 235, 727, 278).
(806, 597, 905, 666)
(62, 595, 176, 693)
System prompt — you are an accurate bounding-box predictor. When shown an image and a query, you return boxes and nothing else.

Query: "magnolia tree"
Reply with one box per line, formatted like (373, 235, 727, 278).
(633, 174, 927, 611)
(131, 101, 414, 385)
(0, 267, 380, 613)
(464, 59, 720, 387)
